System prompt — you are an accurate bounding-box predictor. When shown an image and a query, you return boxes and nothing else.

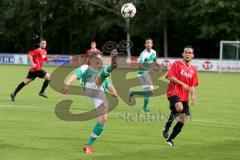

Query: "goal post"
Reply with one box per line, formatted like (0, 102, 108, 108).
(219, 40, 240, 73)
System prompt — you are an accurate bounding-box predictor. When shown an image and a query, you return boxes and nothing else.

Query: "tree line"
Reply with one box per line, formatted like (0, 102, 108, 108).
(0, 0, 239, 58)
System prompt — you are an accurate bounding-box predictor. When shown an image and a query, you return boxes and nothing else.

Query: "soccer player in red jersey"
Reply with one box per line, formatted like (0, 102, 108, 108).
(83, 41, 101, 65)
(10, 39, 58, 101)
(163, 46, 199, 147)
(85, 41, 100, 57)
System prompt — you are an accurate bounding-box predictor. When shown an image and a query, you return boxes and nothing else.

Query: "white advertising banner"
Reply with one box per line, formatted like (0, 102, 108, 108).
(14, 54, 28, 65)
(0, 53, 239, 72)
(156, 58, 240, 72)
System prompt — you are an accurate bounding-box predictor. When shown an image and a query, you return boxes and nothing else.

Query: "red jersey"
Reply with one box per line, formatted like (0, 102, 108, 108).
(166, 60, 198, 101)
(28, 48, 48, 72)
(85, 48, 100, 57)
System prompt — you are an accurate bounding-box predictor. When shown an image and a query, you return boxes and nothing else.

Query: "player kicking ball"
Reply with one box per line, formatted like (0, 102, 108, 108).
(10, 39, 58, 101)
(61, 50, 118, 154)
(128, 38, 161, 112)
(163, 46, 198, 147)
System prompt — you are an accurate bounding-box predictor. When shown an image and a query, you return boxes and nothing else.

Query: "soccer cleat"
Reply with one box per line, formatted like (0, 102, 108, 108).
(39, 92, 48, 98)
(110, 49, 118, 69)
(83, 145, 93, 154)
(142, 109, 150, 113)
(128, 91, 134, 103)
(10, 93, 16, 102)
(163, 129, 169, 139)
(166, 139, 175, 147)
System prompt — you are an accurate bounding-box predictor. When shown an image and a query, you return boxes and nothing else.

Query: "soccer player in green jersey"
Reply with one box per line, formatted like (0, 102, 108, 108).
(128, 38, 161, 112)
(61, 50, 118, 154)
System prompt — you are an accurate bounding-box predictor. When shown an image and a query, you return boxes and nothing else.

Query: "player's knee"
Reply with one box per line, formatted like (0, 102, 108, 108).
(176, 105, 183, 113)
(99, 116, 107, 124)
(45, 74, 51, 80)
(24, 79, 32, 85)
(178, 115, 186, 123)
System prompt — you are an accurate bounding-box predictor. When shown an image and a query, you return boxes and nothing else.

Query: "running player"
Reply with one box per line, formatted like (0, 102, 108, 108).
(128, 38, 160, 112)
(10, 39, 58, 101)
(163, 46, 198, 147)
(61, 50, 118, 154)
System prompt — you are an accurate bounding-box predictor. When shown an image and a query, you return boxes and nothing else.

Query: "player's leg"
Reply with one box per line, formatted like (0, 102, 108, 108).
(10, 71, 35, 101)
(84, 104, 108, 154)
(128, 74, 153, 108)
(163, 96, 181, 138)
(166, 113, 185, 147)
(95, 49, 118, 86)
(39, 71, 50, 98)
(83, 82, 108, 154)
(163, 109, 178, 138)
(166, 101, 187, 147)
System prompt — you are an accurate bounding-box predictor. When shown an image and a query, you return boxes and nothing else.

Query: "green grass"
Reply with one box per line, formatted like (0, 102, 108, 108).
(0, 64, 240, 160)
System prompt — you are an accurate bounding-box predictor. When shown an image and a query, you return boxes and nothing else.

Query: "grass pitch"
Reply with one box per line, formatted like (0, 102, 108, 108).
(0, 64, 240, 160)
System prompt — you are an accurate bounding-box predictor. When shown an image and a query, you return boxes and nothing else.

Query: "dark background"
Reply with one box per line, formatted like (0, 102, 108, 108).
(0, 0, 239, 58)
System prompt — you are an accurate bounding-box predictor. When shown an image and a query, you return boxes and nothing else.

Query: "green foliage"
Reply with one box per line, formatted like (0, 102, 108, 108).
(0, 0, 239, 57)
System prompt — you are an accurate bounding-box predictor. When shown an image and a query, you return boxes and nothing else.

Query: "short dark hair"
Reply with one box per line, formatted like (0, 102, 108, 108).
(184, 46, 194, 52)
(145, 38, 153, 42)
(40, 39, 46, 42)
(91, 41, 96, 44)
(88, 50, 101, 59)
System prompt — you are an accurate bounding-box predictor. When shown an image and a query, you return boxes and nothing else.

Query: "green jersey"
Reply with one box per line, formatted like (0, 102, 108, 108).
(137, 49, 157, 75)
(75, 65, 98, 86)
(102, 78, 111, 91)
(75, 65, 111, 90)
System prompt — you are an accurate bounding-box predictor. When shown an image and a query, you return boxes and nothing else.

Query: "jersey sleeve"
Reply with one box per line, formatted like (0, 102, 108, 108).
(102, 78, 111, 91)
(75, 65, 88, 79)
(166, 62, 177, 77)
(28, 49, 39, 57)
(138, 52, 145, 65)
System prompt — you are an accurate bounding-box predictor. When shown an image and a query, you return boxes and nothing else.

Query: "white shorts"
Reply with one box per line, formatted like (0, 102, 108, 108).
(138, 73, 153, 91)
(85, 81, 108, 109)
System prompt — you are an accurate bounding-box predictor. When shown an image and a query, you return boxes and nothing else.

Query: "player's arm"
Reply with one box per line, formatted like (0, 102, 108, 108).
(152, 62, 163, 74)
(189, 87, 196, 105)
(189, 71, 198, 105)
(28, 50, 37, 68)
(167, 76, 189, 91)
(46, 55, 59, 62)
(137, 53, 147, 70)
(107, 84, 118, 97)
(61, 74, 78, 94)
(137, 63, 147, 70)
(61, 66, 85, 94)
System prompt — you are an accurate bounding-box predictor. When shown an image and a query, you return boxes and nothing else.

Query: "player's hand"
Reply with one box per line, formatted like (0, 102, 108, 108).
(182, 83, 190, 91)
(32, 63, 37, 68)
(61, 85, 69, 94)
(191, 95, 196, 106)
(111, 91, 118, 97)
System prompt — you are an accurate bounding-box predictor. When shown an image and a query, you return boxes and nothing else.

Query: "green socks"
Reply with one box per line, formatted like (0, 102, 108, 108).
(100, 65, 113, 82)
(143, 96, 149, 112)
(131, 91, 152, 112)
(87, 122, 104, 146)
(131, 90, 152, 97)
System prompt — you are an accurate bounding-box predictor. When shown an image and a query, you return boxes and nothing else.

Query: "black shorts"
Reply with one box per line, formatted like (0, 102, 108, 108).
(27, 70, 47, 80)
(168, 96, 190, 115)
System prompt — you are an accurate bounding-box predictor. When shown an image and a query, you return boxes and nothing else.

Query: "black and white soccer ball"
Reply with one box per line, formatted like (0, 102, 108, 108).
(121, 3, 136, 19)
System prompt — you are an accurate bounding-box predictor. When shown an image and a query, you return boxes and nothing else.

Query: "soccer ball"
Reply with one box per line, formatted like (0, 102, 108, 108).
(121, 3, 136, 19)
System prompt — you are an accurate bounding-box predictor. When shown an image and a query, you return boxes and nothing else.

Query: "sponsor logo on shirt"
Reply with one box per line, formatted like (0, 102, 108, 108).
(180, 69, 192, 78)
